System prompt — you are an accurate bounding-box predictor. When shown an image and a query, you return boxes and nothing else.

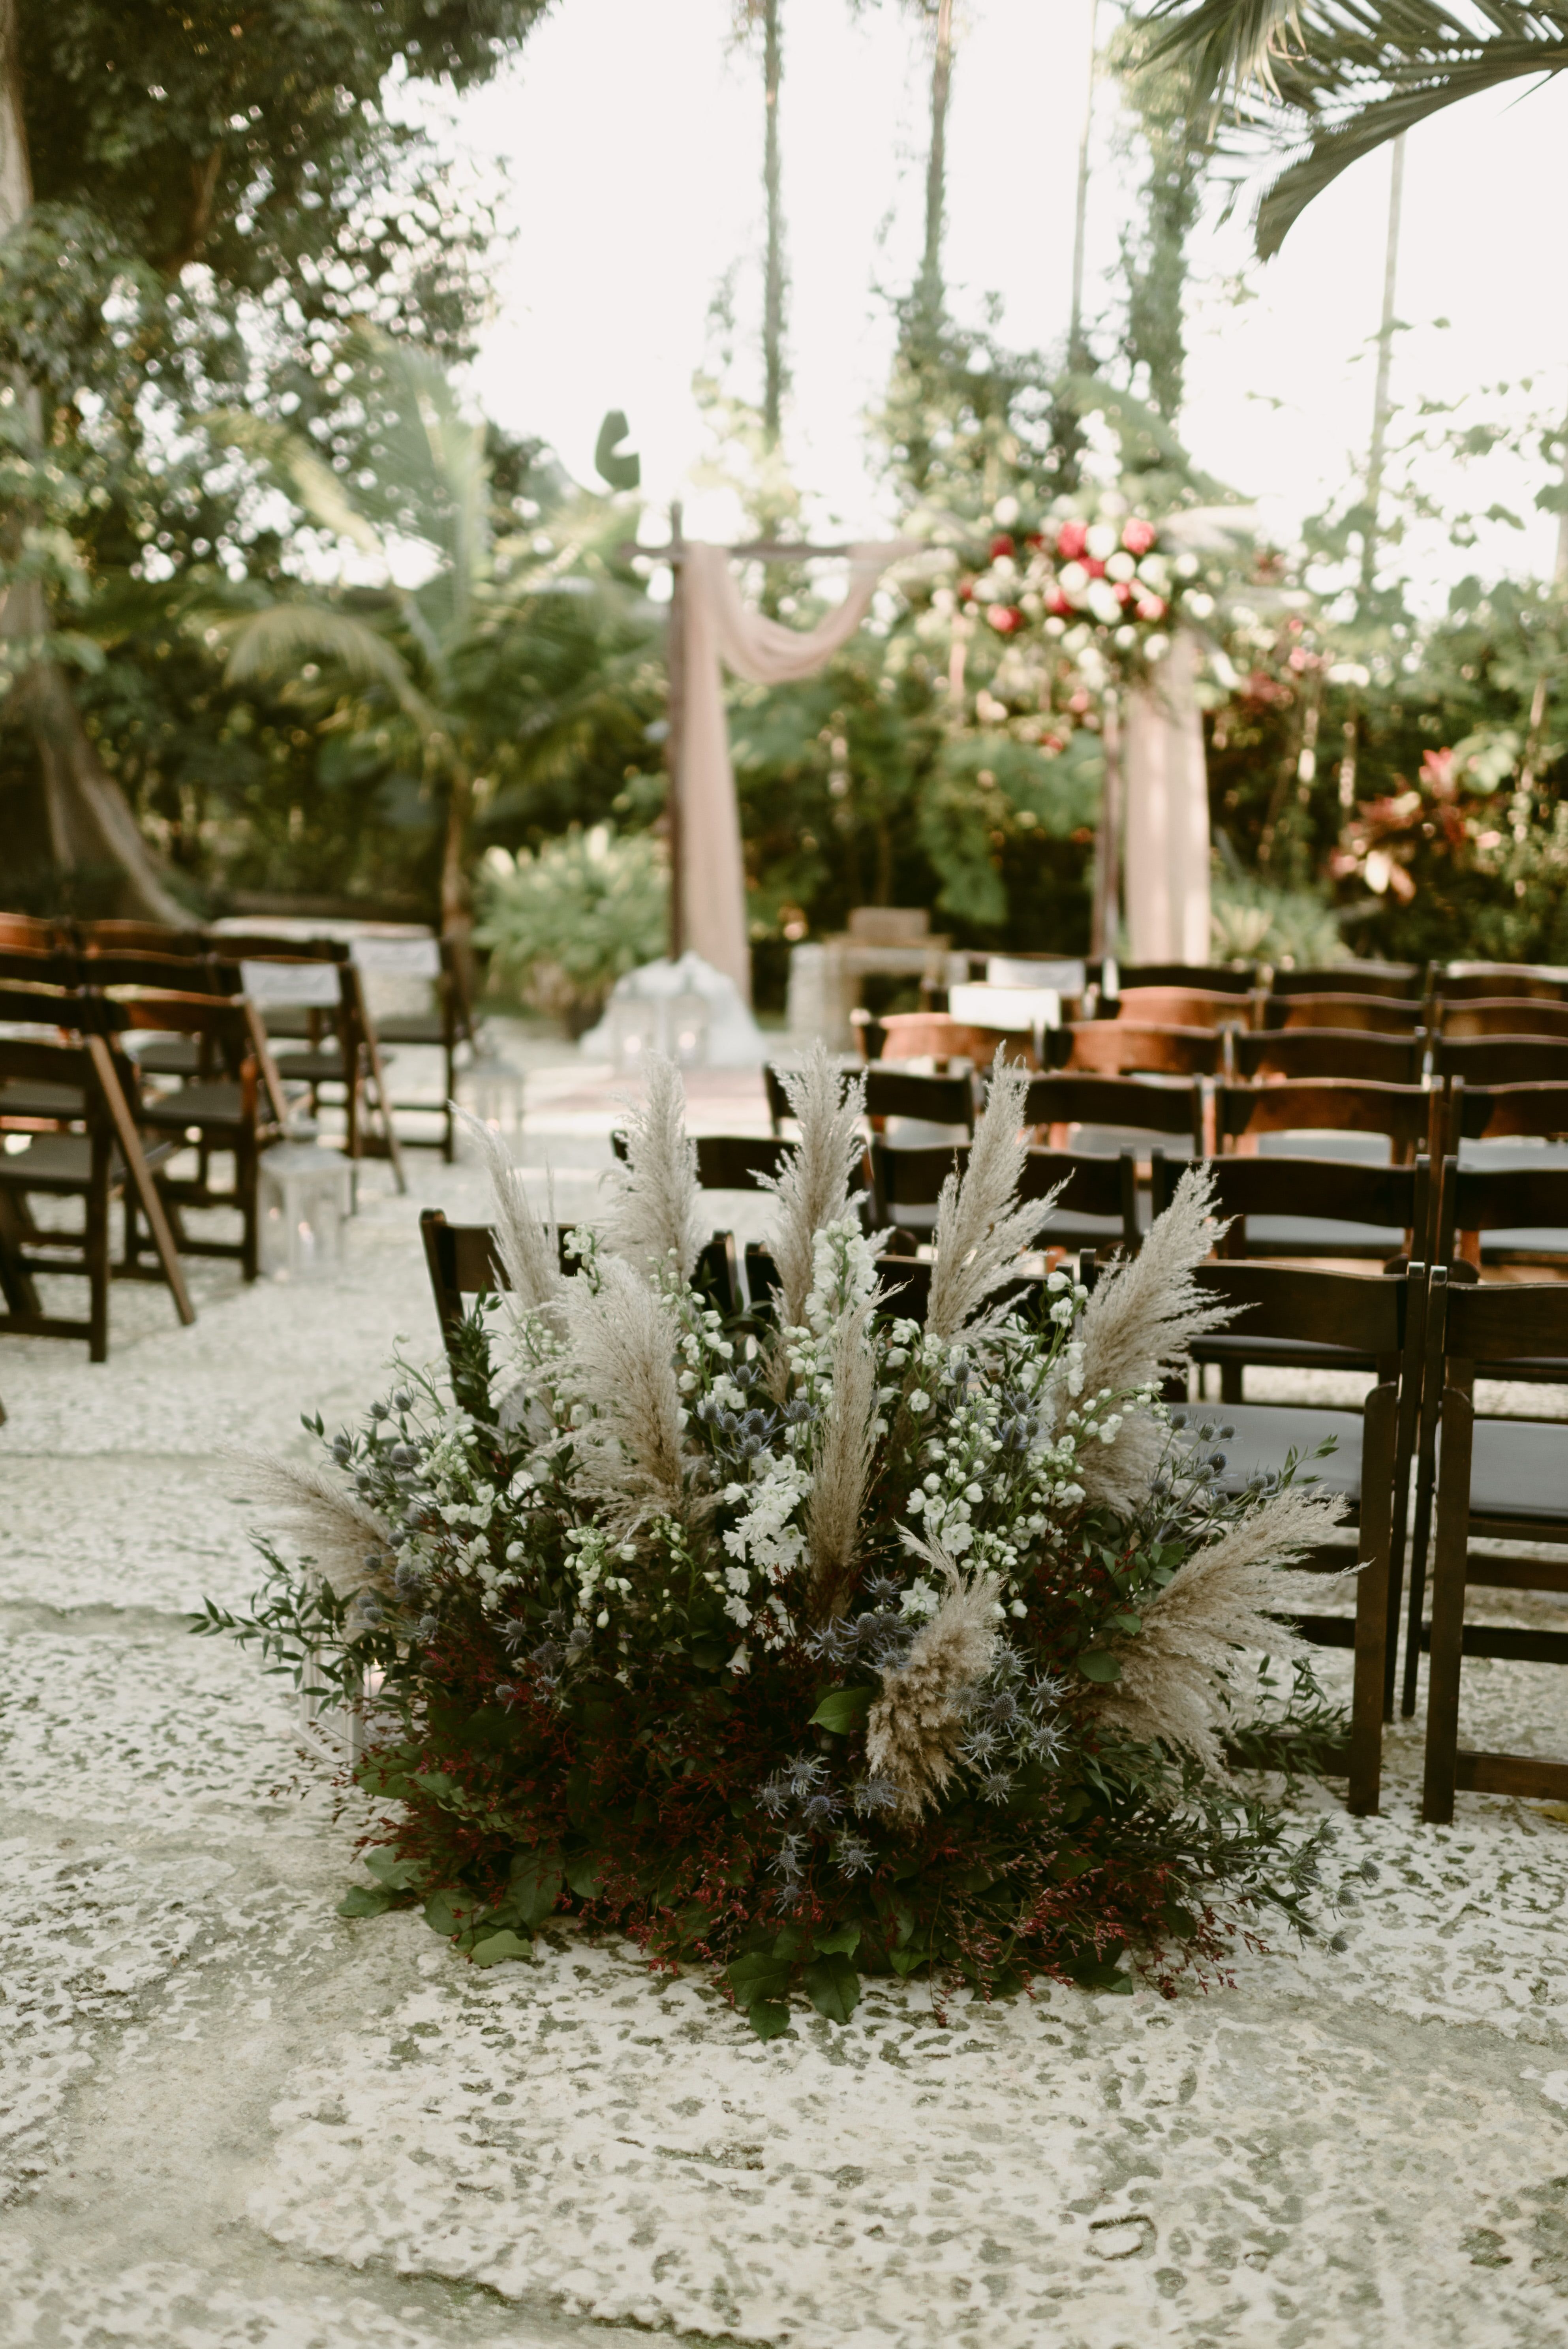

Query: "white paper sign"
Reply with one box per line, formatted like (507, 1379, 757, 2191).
(240, 959, 342, 1008)
(350, 934, 441, 978)
(948, 983, 1061, 1035)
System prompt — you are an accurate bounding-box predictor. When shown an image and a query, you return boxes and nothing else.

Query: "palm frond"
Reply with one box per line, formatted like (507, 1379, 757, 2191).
(222, 604, 445, 737)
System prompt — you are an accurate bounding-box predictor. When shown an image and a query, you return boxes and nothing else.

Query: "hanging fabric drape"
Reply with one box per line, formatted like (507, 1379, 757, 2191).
(679, 540, 916, 998)
(1122, 627, 1211, 965)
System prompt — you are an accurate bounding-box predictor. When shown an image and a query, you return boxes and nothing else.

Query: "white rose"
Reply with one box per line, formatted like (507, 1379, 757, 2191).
(1085, 522, 1117, 561)
(1105, 550, 1136, 583)
(1136, 554, 1170, 592)
(1145, 633, 1170, 660)
(1087, 580, 1121, 625)
(1058, 560, 1089, 595)
(1185, 590, 1215, 620)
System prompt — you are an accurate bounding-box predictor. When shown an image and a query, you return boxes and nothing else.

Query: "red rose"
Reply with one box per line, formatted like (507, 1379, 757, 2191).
(1055, 520, 1088, 560)
(986, 603, 1023, 634)
(1134, 595, 1166, 623)
(1045, 589, 1073, 618)
(1083, 556, 1106, 580)
(958, 580, 975, 603)
(1024, 532, 1044, 549)
(1115, 580, 1134, 605)
(989, 533, 1015, 560)
(1121, 517, 1157, 555)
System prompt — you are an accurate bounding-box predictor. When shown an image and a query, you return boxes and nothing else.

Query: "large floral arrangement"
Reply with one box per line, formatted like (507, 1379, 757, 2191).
(207, 1053, 1348, 2036)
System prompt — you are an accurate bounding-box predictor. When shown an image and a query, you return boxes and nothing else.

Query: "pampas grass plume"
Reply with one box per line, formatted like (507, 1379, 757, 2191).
(926, 1055, 1055, 1340)
(597, 1053, 704, 1283)
(1096, 1483, 1346, 1773)
(454, 1104, 564, 1324)
(866, 1554, 1002, 1818)
(764, 1043, 867, 1331)
(804, 1296, 877, 1620)
(231, 1451, 394, 1597)
(561, 1254, 690, 1539)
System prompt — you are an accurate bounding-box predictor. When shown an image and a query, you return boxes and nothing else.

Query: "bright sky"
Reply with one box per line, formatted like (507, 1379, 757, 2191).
(439, 0, 1568, 606)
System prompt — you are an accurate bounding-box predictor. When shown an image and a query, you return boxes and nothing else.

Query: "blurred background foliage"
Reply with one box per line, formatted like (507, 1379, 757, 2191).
(4, 0, 1568, 998)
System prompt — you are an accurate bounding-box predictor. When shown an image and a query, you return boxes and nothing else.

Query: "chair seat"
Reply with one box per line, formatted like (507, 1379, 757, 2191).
(1243, 1214, 1405, 1256)
(1258, 1132, 1394, 1165)
(0, 1130, 180, 1189)
(270, 1048, 355, 1082)
(374, 1012, 447, 1045)
(1442, 1418, 1568, 1525)
(141, 1082, 256, 1131)
(1191, 1333, 1377, 1374)
(1479, 1228, 1568, 1260)
(1175, 1402, 1365, 1500)
(130, 1037, 202, 1077)
(0, 1079, 86, 1119)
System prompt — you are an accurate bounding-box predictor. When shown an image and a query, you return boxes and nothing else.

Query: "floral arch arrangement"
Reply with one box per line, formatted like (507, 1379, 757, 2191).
(208, 1053, 1346, 2036)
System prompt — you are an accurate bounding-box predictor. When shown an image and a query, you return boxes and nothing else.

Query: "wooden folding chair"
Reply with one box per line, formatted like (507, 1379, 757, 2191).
(1417, 1271, 1568, 1818)
(1270, 961, 1422, 1002)
(72, 919, 208, 956)
(1114, 962, 1258, 996)
(0, 913, 67, 951)
(863, 1065, 976, 1136)
(1185, 1260, 1425, 1802)
(1114, 985, 1259, 1031)
(222, 936, 405, 1191)
(1435, 1035, 1568, 1091)
(117, 992, 291, 1282)
(1436, 997, 1568, 1041)
(1215, 1078, 1435, 1166)
(0, 1026, 193, 1359)
(1262, 992, 1423, 1035)
(1430, 963, 1568, 1005)
(1228, 1028, 1425, 1087)
(355, 930, 480, 1162)
(420, 1205, 739, 1360)
(1053, 1021, 1222, 1078)
(1020, 1073, 1206, 1159)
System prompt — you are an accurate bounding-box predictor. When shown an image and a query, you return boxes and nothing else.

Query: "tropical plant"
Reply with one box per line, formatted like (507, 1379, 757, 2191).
(0, 0, 550, 914)
(476, 826, 670, 1034)
(1138, 0, 1568, 257)
(203, 1051, 1348, 2036)
(212, 329, 657, 931)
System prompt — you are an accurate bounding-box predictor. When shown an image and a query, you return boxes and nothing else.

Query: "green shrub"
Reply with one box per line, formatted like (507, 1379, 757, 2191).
(1210, 871, 1345, 969)
(476, 824, 667, 1033)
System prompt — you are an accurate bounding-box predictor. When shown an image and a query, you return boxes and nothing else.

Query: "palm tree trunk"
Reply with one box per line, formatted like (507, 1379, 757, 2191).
(1360, 133, 1405, 603)
(1068, 0, 1100, 373)
(0, 0, 184, 921)
(762, 0, 785, 446)
(440, 760, 475, 940)
(917, 0, 954, 331)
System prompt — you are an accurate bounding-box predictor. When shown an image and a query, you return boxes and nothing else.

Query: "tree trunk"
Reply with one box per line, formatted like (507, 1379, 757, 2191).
(1360, 132, 1405, 604)
(761, 0, 785, 447)
(917, 0, 954, 332)
(0, 0, 186, 922)
(440, 759, 475, 941)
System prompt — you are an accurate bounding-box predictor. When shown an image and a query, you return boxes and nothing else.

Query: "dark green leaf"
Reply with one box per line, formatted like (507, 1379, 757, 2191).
(809, 1685, 873, 1735)
(470, 1930, 536, 1968)
(423, 1890, 462, 1938)
(364, 1849, 424, 1891)
(747, 1999, 792, 2041)
(811, 1921, 862, 1957)
(804, 1954, 861, 2023)
(508, 1852, 562, 1928)
(564, 1853, 604, 1900)
(888, 1946, 928, 1977)
(337, 1885, 395, 1919)
(728, 1952, 791, 2001)
(1076, 1649, 1122, 1684)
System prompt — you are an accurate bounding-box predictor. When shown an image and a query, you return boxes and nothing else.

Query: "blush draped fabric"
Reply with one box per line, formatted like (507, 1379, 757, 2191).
(1123, 627, 1211, 965)
(679, 541, 916, 997)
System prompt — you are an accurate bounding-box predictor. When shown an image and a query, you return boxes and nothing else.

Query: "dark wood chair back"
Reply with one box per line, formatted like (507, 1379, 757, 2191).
(763, 1059, 861, 1137)
(1416, 1270, 1568, 1819)
(863, 1065, 976, 1132)
(72, 920, 208, 955)
(1054, 1021, 1221, 1078)
(1435, 1035, 1568, 1088)
(0, 982, 125, 1036)
(1153, 1150, 1420, 1260)
(693, 1134, 796, 1190)
(0, 912, 66, 951)
(1269, 961, 1421, 1000)
(1114, 985, 1256, 1030)
(1441, 1075, 1568, 1147)
(1262, 992, 1422, 1034)
(0, 1027, 193, 1356)
(1228, 1028, 1425, 1086)
(1186, 1258, 1422, 1807)
(1436, 996, 1568, 1040)
(1216, 1078, 1434, 1164)
(1114, 962, 1256, 995)
(1433, 1152, 1568, 1274)
(1430, 964, 1568, 1004)
(1020, 1073, 1205, 1154)
(0, 946, 79, 989)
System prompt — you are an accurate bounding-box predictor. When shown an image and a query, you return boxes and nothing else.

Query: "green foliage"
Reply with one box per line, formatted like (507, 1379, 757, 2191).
(475, 824, 669, 1031)
(1210, 868, 1345, 968)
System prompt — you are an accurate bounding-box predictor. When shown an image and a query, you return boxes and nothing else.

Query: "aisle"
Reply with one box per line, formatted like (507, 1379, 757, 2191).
(4, 1129, 1568, 2349)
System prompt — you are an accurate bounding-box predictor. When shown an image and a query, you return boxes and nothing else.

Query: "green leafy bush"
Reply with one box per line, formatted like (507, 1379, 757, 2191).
(475, 823, 668, 1033)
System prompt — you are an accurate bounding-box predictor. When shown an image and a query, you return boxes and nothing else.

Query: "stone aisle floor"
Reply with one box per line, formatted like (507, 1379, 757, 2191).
(5, 1059, 1568, 2347)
